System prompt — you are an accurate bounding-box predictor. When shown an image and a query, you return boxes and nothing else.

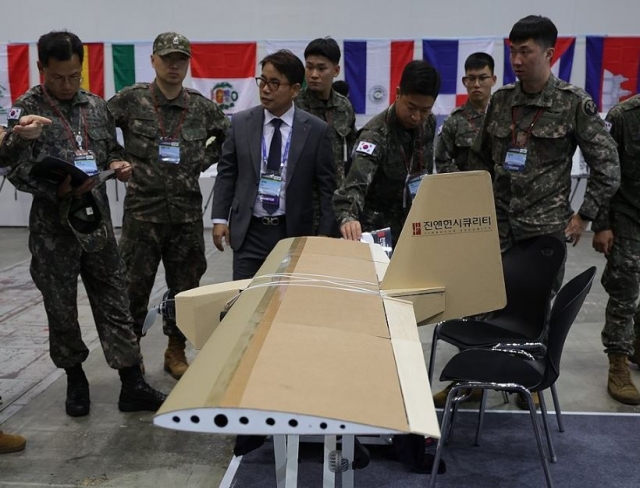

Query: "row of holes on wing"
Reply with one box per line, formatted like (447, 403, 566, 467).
(171, 413, 347, 430)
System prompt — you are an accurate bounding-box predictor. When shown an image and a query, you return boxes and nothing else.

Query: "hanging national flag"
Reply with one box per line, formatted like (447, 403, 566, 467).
(78, 43, 105, 98)
(422, 38, 495, 115)
(0, 43, 30, 122)
(112, 42, 155, 92)
(190, 42, 257, 115)
(585, 36, 640, 114)
(503, 37, 575, 86)
(344, 40, 414, 114)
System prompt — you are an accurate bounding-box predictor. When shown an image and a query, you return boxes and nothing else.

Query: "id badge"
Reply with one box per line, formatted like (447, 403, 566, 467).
(504, 147, 527, 172)
(404, 172, 427, 208)
(159, 138, 181, 164)
(258, 173, 282, 206)
(73, 150, 99, 176)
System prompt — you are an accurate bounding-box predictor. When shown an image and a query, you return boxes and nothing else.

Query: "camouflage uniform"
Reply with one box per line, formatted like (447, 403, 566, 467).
(0, 86, 140, 369)
(108, 83, 229, 337)
(469, 74, 620, 251)
(295, 88, 356, 236)
(435, 101, 486, 173)
(594, 95, 640, 356)
(332, 104, 436, 246)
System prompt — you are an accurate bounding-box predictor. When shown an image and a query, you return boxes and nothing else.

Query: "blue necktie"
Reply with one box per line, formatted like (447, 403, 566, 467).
(264, 118, 283, 214)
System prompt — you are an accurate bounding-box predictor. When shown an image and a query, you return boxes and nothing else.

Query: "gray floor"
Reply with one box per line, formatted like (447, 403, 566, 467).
(0, 227, 638, 487)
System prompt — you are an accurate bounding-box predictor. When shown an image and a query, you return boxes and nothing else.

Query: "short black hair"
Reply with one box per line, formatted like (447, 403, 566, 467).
(38, 31, 83, 67)
(260, 50, 305, 86)
(304, 37, 341, 65)
(399, 60, 441, 98)
(509, 15, 558, 50)
(465, 52, 495, 74)
(332, 80, 350, 97)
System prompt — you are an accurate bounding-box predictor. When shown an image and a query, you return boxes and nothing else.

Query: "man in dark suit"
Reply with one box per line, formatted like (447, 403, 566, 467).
(212, 49, 336, 280)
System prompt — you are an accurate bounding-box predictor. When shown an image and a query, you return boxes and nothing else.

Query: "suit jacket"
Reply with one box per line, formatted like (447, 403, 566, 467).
(211, 105, 336, 251)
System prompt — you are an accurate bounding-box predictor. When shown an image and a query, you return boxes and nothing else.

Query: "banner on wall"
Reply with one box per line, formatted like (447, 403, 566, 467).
(344, 40, 414, 115)
(190, 42, 257, 115)
(0, 43, 30, 122)
(422, 38, 495, 115)
(503, 37, 576, 86)
(112, 42, 155, 92)
(585, 36, 640, 114)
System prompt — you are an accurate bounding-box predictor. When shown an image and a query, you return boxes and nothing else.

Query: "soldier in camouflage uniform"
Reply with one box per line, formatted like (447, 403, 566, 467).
(108, 32, 229, 380)
(435, 52, 496, 173)
(296, 37, 357, 236)
(0, 31, 166, 418)
(466, 15, 620, 410)
(593, 94, 640, 405)
(333, 60, 439, 247)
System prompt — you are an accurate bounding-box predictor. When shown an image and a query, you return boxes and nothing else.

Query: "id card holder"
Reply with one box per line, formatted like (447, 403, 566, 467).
(504, 147, 527, 172)
(404, 172, 427, 208)
(159, 138, 181, 164)
(73, 150, 99, 176)
(258, 173, 283, 207)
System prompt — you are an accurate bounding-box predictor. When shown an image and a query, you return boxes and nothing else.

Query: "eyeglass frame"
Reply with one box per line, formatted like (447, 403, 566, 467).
(461, 74, 493, 86)
(255, 77, 292, 91)
(43, 70, 83, 86)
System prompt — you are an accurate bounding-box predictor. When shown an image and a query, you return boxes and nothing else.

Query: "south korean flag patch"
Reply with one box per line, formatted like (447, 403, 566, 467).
(356, 140, 377, 155)
(7, 107, 22, 120)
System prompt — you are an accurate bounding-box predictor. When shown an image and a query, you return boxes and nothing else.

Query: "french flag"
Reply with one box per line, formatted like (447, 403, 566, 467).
(585, 36, 640, 114)
(503, 37, 576, 86)
(422, 38, 495, 115)
(344, 40, 414, 115)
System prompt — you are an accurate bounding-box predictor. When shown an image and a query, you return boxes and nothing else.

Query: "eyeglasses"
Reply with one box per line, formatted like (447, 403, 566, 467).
(255, 77, 290, 91)
(462, 75, 493, 86)
(47, 73, 83, 85)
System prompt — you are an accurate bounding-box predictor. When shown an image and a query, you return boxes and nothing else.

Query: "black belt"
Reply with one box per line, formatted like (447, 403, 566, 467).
(252, 216, 286, 226)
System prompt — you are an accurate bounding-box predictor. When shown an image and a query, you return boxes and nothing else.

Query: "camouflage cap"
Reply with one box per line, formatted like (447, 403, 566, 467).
(153, 32, 191, 57)
(60, 193, 108, 253)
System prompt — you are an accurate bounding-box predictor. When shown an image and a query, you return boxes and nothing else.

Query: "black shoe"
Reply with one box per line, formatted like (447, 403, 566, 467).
(233, 435, 266, 456)
(65, 365, 90, 417)
(118, 365, 167, 412)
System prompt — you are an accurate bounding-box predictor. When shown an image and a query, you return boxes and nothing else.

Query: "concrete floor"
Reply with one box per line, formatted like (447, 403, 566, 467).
(0, 227, 639, 487)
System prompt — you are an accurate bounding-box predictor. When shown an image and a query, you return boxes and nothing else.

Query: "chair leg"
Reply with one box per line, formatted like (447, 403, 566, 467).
(474, 388, 488, 447)
(538, 391, 557, 463)
(550, 384, 565, 433)
(501, 391, 510, 404)
(428, 323, 441, 385)
(522, 388, 554, 488)
(428, 385, 457, 488)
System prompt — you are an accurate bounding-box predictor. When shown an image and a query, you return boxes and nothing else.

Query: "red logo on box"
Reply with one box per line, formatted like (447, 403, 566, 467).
(412, 222, 421, 236)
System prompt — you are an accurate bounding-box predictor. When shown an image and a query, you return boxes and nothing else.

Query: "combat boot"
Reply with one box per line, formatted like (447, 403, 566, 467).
(0, 432, 26, 454)
(65, 364, 90, 417)
(628, 338, 640, 368)
(607, 354, 640, 405)
(163, 335, 189, 380)
(432, 382, 483, 408)
(515, 391, 540, 410)
(118, 364, 167, 412)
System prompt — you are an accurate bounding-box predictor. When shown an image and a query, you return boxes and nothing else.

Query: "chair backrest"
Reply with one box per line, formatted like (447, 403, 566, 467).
(491, 235, 566, 338)
(539, 266, 597, 389)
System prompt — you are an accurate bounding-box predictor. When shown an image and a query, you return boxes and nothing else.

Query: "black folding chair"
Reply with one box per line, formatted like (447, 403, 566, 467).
(428, 266, 597, 488)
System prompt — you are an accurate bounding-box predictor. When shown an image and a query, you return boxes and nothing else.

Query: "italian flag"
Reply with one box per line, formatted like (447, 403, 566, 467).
(112, 42, 155, 92)
(190, 42, 257, 115)
(79, 43, 105, 98)
(0, 43, 30, 122)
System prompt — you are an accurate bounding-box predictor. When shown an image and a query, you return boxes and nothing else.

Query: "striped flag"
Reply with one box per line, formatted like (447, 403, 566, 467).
(344, 40, 414, 114)
(422, 38, 495, 115)
(79, 43, 105, 98)
(0, 43, 30, 123)
(112, 42, 155, 92)
(586, 36, 640, 113)
(190, 42, 257, 115)
(504, 37, 576, 86)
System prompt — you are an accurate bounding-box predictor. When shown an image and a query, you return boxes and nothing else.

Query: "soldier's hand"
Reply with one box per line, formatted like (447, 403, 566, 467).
(340, 220, 362, 241)
(109, 160, 132, 182)
(592, 230, 614, 256)
(13, 115, 52, 140)
(213, 223, 230, 252)
(57, 175, 96, 199)
(564, 213, 589, 247)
